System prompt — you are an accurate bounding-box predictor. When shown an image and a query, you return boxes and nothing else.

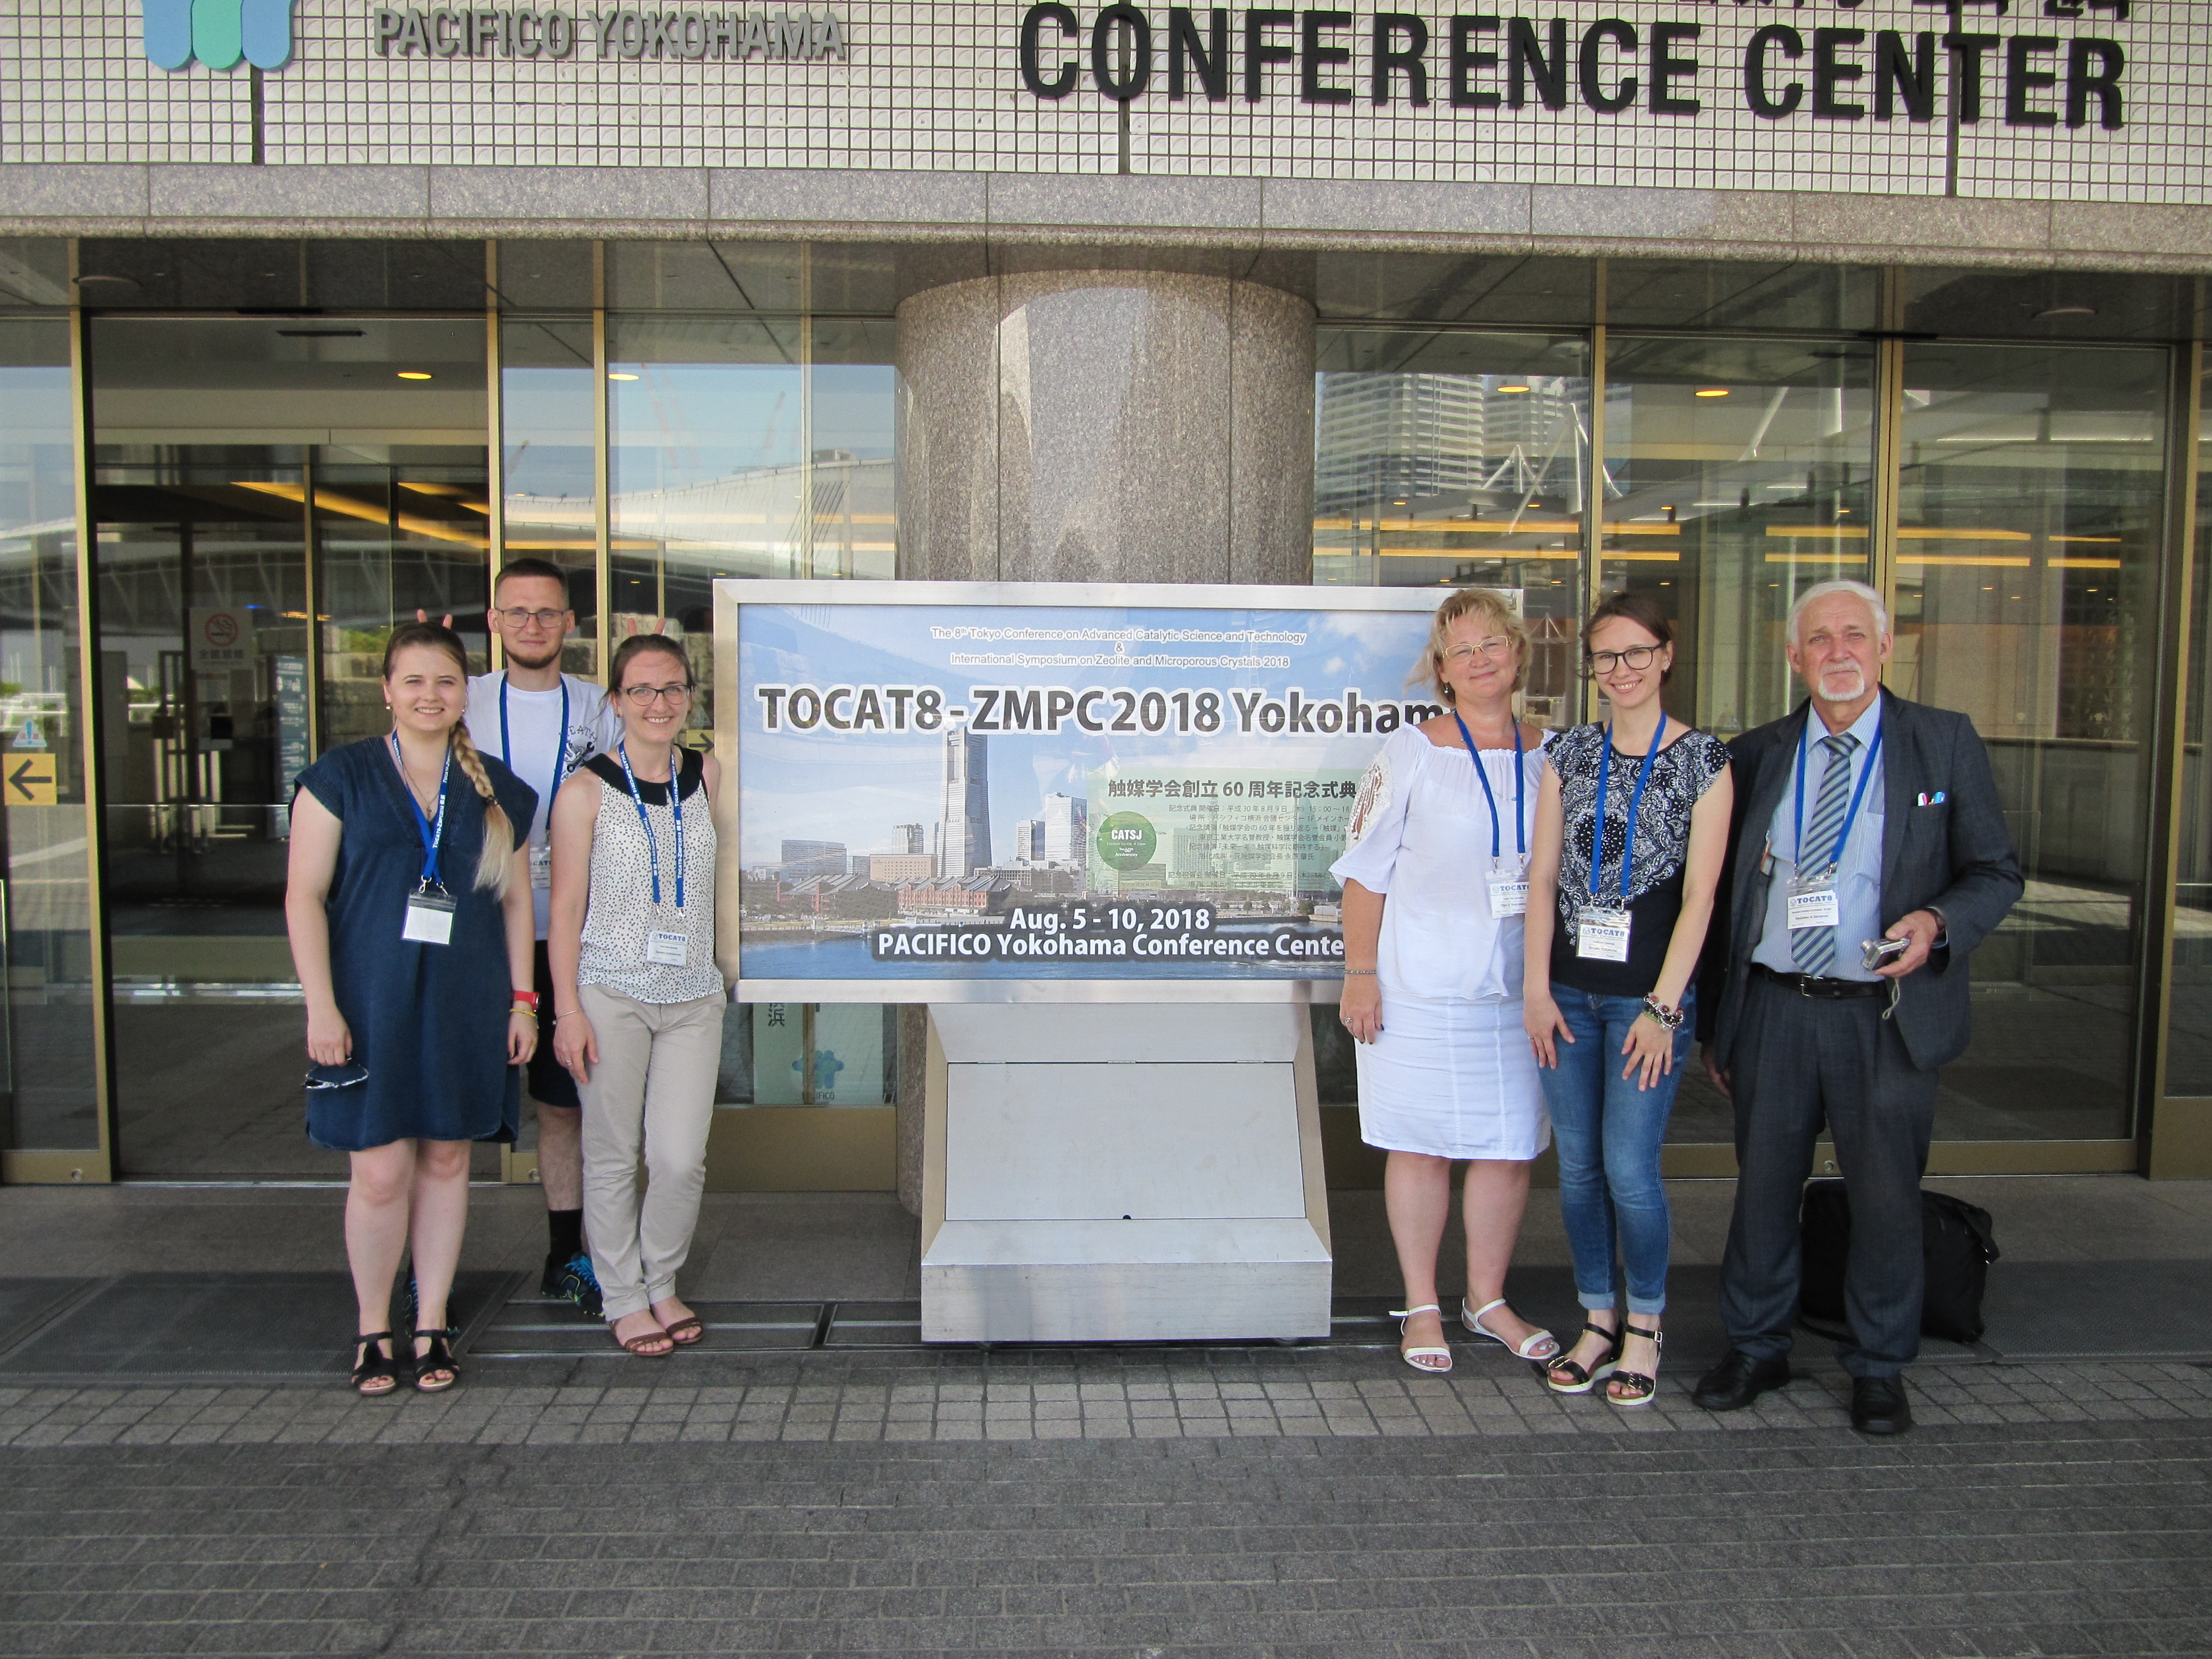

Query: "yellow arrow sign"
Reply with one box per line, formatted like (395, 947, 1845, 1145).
(6, 754, 56, 806)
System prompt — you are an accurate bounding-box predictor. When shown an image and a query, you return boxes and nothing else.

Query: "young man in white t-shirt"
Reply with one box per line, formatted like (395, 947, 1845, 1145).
(466, 560, 619, 1314)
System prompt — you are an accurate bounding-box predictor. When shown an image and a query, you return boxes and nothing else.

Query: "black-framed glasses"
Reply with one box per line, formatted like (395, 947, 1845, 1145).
(1584, 645, 1662, 676)
(495, 607, 569, 630)
(305, 1063, 370, 1091)
(621, 683, 693, 706)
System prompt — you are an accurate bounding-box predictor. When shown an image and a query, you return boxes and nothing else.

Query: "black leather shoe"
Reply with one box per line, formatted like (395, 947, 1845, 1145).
(1692, 1349, 1793, 1412)
(1850, 1376, 1913, 1436)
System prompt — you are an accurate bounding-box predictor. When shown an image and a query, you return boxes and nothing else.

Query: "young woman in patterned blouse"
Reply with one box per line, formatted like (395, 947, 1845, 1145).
(547, 635, 725, 1360)
(1523, 592, 1733, 1407)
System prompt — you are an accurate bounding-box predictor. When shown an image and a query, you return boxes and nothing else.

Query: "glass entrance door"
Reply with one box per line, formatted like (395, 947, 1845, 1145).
(0, 317, 102, 1170)
(1892, 341, 2169, 1146)
(90, 317, 489, 1177)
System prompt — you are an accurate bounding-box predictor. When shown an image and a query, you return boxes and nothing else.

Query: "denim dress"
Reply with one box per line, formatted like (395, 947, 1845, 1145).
(294, 737, 537, 1152)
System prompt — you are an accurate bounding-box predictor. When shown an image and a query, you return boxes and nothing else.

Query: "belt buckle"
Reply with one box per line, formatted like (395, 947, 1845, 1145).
(1796, 973, 1815, 998)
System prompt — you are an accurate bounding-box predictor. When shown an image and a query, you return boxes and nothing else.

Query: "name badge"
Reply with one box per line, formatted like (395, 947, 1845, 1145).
(403, 886, 456, 946)
(1486, 857, 1530, 919)
(530, 841, 552, 890)
(646, 928, 689, 967)
(1576, 905, 1631, 962)
(1788, 871, 1840, 932)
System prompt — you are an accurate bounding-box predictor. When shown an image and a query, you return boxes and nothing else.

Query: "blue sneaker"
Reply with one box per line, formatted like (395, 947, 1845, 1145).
(541, 1250, 603, 1318)
(394, 1271, 456, 1338)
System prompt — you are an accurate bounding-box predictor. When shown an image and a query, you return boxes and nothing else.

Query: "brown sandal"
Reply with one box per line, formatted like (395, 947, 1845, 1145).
(614, 1319, 674, 1357)
(661, 1316, 704, 1345)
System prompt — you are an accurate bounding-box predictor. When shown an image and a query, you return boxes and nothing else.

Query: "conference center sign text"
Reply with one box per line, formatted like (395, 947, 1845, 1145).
(1016, 3, 2132, 128)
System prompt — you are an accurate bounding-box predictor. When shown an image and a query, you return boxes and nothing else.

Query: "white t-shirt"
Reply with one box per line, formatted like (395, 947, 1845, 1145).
(465, 670, 617, 938)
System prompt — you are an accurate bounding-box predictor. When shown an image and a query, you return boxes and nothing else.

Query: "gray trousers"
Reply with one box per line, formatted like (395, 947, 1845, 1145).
(578, 984, 726, 1323)
(1719, 974, 1940, 1379)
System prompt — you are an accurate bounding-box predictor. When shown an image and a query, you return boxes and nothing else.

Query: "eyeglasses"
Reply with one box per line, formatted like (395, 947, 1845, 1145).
(1585, 645, 1663, 676)
(622, 684, 693, 706)
(304, 1063, 370, 1090)
(1444, 639, 1515, 664)
(495, 607, 569, 630)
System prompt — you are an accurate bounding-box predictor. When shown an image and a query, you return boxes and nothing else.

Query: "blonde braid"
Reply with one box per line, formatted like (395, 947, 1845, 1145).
(448, 720, 515, 897)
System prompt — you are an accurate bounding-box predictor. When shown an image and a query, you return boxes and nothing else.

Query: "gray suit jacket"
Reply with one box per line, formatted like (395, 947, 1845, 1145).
(1704, 689, 2023, 1074)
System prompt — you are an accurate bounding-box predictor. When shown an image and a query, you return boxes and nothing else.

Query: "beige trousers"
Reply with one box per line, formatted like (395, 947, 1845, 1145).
(578, 984, 726, 1323)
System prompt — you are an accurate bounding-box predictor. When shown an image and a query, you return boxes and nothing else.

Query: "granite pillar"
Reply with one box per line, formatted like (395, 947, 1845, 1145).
(895, 268, 1316, 587)
(890, 267, 1316, 1213)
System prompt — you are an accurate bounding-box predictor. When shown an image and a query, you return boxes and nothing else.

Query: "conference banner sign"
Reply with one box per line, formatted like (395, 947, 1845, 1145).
(714, 581, 1459, 1001)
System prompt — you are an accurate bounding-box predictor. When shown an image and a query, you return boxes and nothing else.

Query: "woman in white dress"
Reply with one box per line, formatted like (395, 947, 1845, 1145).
(1332, 588, 1560, 1375)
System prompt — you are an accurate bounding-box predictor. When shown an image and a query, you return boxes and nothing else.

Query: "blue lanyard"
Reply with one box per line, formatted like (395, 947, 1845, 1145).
(1792, 711, 1885, 875)
(499, 674, 569, 830)
(1590, 712, 1665, 906)
(1451, 710, 1525, 862)
(616, 740, 685, 909)
(389, 732, 451, 889)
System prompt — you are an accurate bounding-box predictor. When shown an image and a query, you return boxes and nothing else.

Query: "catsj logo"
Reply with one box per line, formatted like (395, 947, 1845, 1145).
(1096, 811, 1157, 873)
(143, 0, 299, 71)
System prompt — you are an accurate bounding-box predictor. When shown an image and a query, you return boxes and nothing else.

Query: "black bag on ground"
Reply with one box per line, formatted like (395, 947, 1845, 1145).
(1798, 1179, 2001, 1344)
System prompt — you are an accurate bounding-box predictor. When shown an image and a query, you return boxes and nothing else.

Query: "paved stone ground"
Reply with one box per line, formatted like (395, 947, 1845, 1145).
(4, 1350, 2212, 1447)
(3, 1413, 2208, 1658)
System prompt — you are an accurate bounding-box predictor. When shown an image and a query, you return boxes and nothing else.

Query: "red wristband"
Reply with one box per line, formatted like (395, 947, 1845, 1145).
(512, 989, 539, 1011)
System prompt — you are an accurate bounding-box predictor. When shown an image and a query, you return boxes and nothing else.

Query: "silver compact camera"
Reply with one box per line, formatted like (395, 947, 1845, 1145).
(1860, 936, 1910, 972)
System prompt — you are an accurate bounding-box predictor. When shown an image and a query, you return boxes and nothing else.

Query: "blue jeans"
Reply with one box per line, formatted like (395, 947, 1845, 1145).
(1538, 988, 1694, 1317)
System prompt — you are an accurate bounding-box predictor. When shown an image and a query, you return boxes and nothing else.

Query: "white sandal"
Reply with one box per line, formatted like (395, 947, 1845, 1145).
(1389, 1304, 1454, 1374)
(1462, 1297, 1561, 1363)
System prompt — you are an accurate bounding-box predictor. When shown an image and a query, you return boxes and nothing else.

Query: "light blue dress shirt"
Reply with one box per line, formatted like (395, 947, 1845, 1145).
(1751, 698, 1886, 980)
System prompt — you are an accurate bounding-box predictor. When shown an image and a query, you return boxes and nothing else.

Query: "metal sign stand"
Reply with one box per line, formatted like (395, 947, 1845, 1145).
(919, 1003, 1333, 1344)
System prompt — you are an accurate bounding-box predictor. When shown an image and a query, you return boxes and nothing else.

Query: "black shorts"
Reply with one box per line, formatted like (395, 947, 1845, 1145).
(525, 938, 582, 1112)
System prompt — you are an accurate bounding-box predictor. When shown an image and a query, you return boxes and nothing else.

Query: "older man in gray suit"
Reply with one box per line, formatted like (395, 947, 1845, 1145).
(1695, 580, 2022, 1436)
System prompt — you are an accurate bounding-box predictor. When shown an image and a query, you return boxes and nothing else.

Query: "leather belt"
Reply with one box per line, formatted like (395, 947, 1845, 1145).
(1752, 962, 1887, 1000)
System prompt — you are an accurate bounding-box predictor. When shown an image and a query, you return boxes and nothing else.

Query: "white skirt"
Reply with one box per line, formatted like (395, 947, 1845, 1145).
(1354, 991, 1550, 1161)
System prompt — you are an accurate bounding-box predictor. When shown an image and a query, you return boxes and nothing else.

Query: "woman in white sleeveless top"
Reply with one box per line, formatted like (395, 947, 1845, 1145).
(547, 635, 724, 1358)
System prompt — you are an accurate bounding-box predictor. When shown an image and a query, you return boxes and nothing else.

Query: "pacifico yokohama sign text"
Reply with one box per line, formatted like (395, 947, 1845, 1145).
(370, 6, 847, 59)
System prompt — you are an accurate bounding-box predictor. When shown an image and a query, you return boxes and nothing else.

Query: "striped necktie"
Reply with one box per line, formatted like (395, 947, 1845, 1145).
(1792, 731, 1861, 977)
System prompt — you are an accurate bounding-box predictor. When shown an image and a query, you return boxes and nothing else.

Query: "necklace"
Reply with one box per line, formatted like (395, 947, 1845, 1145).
(393, 739, 445, 812)
(625, 743, 676, 785)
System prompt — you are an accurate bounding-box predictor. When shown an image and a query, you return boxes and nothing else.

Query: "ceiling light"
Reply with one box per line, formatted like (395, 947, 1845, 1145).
(1694, 388, 1730, 398)
(608, 371, 640, 381)
(396, 371, 432, 380)
(2033, 305, 2097, 320)
(72, 272, 140, 289)
(1498, 384, 1530, 393)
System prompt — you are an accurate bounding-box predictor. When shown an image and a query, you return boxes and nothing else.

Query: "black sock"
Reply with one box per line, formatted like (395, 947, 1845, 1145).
(547, 1208, 584, 1261)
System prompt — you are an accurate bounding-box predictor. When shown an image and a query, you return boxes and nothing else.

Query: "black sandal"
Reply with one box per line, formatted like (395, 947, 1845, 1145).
(1545, 1320, 1624, 1395)
(351, 1332, 401, 1398)
(411, 1329, 461, 1394)
(1607, 1324, 1664, 1408)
